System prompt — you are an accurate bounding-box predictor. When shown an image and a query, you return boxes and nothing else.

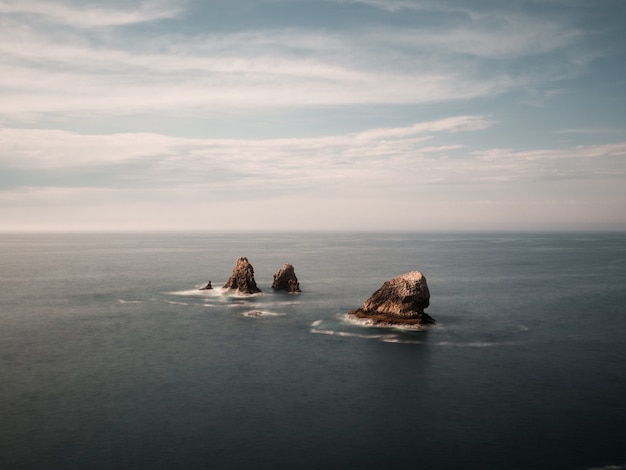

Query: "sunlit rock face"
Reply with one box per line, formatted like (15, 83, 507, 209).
(271, 263, 301, 293)
(223, 257, 261, 294)
(347, 271, 435, 327)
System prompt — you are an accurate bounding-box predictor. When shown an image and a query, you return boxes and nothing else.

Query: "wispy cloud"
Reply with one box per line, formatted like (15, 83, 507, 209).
(0, 115, 488, 169)
(0, 32, 513, 118)
(556, 128, 625, 135)
(0, 0, 587, 120)
(0, 0, 183, 27)
(472, 143, 626, 162)
(338, 0, 452, 14)
(2, 121, 625, 230)
(0, 116, 491, 205)
(3, 119, 625, 202)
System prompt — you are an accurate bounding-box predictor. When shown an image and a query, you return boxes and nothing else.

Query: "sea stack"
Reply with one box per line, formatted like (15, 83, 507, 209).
(347, 271, 435, 327)
(271, 263, 301, 293)
(223, 257, 262, 294)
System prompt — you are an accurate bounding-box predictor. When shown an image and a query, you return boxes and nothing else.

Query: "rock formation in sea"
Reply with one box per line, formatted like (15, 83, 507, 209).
(199, 280, 213, 290)
(271, 263, 301, 293)
(347, 271, 435, 327)
(223, 257, 262, 294)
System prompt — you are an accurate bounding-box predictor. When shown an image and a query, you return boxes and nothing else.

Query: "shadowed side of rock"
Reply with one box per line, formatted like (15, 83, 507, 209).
(347, 271, 435, 327)
(223, 257, 262, 294)
(271, 263, 301, 293)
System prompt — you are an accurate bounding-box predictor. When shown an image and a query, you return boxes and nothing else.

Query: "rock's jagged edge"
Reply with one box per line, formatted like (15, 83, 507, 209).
(346, 270, 435, 328)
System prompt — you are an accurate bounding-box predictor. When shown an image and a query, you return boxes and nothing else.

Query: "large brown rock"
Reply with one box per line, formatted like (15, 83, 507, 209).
(223, 257, 261, 294)
(347, 271, 435, 327)
(271, 263, 301, 293)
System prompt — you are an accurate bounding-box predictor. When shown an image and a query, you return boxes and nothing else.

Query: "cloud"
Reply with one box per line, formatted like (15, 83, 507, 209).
(0, 0, 183, 27)
(0, 117, 491, 204)
(0, 34, 514, 118)
(354, 115, 494, 141)
(385, 20, 579, 60)
(338, 0, 457, 14)
(472, 143, 626, 162)
(3, 120, 625, 205)
(0, 0, 586, 120)
(556, 128, 625, 135)
(0, 115, 489, 165)
(0, 1, 622, 231)
(342, 0, 584, 64)
(2, 119, 625, 231)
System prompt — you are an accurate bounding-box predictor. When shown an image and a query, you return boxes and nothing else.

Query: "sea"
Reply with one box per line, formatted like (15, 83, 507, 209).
(1, 232, 625, 470)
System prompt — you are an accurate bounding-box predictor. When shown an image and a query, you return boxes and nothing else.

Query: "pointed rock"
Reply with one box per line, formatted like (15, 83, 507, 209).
(223, 257, 261, 294)
(347, 271, 435, 327)
(271, 263, 301, 293)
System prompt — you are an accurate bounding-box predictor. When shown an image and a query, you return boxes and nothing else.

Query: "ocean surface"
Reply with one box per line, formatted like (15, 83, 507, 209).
(1, 232, 625, 470)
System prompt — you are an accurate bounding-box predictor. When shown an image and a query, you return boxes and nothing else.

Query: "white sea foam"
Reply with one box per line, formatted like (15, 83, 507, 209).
(223, 290, 263, 298)
(225, 302, 245, 307)
(118, 299, 142, 304)
(314, 331, 515, 347)
(168, 288, 220, 297)
(310, 328, 390, 340)
(435, 341, 510, 347)
(168, 285, 244, 297)
(342, 313, 430, 331)
(311, 319, 516, 346)
(270, 300, 301, 306)
(239, 310, 286, 318)
(381, 337, 425, 344)
(310, 320, 398, 340)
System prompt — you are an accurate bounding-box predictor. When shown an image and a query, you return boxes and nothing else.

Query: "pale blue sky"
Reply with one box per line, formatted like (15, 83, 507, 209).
(1, 0, 625, 231)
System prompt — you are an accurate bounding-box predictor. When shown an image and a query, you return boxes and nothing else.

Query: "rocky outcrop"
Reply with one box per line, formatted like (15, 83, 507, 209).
(223, 257, 261, 294)
(347, 271, 435, 327)
(199, 280, 213, 290)
(271, 263, 301, 293)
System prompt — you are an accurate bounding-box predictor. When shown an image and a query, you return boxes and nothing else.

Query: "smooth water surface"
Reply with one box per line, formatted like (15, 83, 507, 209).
(1, 232, 625, 469)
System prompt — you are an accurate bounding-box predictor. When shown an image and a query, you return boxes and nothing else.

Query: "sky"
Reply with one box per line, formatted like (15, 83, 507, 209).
(1, 0, 625, 232)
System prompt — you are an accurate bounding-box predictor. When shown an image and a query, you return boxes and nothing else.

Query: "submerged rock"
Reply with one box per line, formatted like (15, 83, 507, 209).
(271, 263, 301, 293)
(199, 280, 213, 290)
(347, 271, 435, 327)
(223, 257, 261, 294)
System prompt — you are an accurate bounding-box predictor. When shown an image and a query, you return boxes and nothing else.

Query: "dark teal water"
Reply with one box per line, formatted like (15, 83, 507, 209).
(1, 232, 625, 470)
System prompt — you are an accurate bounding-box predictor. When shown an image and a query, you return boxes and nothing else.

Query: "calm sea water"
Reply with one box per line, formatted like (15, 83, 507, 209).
(1, 232, 625, 470)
